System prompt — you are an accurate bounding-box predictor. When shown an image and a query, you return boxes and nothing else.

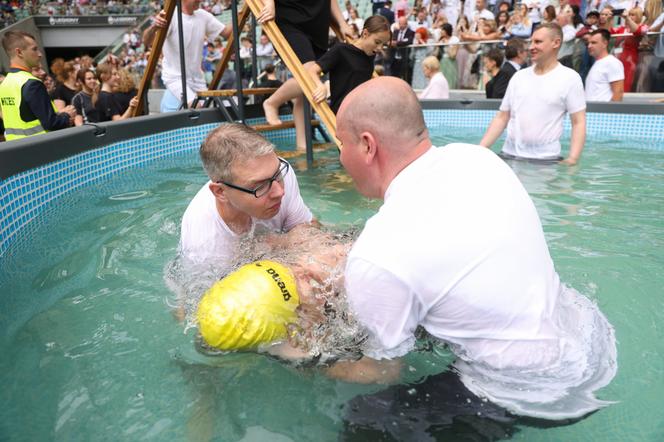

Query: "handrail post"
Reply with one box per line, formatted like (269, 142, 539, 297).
(176, 0, 188, 109)
(230, 0, 245, 122)
(304, 99, 314, 168)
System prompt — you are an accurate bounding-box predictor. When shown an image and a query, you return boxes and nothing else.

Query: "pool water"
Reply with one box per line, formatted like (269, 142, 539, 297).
(1, 130, 663, 441)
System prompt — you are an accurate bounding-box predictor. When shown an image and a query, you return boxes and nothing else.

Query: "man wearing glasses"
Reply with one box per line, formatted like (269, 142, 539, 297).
(179, 123, 314, 268)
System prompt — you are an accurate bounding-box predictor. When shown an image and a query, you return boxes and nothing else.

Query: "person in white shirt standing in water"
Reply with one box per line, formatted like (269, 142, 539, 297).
(326, 76, 617, 438)
(480, 23, 587, 165)
(585, 29, 625, 102)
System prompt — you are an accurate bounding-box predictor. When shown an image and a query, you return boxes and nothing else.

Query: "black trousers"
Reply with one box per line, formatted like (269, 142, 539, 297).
(340, 370, 585, 442)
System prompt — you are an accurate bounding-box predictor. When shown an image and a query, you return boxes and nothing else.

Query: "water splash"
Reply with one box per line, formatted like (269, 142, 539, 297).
(164, 226, 369, 363)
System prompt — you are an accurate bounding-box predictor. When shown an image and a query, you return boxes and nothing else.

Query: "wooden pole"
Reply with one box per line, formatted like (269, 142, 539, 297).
(132, 0, 176, 117)
(244, 0, 340, 149)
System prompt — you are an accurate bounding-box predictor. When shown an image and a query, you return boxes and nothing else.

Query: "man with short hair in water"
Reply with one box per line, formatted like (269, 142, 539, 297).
(480, 23, 587, 165)
(585, 29, 625, 102)
(179, 123, 315, 269)
(324, 76, 616, 435)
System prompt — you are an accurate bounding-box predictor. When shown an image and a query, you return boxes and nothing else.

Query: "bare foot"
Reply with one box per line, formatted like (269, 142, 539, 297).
(263, 99, 282, 125)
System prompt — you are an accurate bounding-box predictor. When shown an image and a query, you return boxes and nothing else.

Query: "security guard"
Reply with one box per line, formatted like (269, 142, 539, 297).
(0, 31, 75, 141)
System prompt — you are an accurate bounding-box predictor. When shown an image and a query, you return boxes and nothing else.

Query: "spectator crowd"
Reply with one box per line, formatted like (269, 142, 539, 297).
(357, 0, 664, 95)
(2, 0, 663, 142)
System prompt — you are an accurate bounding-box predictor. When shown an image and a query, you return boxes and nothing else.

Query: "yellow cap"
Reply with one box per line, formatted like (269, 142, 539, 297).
(196, 260, 300, 351)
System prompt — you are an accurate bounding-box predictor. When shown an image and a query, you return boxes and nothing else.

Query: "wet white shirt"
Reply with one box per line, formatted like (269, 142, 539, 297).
(585, 55, 624, 102)
(179, 163, 313, 267)
(499, 63, 586, 159)
(162, 9, 226, 99)
(345, 144, 617, 419)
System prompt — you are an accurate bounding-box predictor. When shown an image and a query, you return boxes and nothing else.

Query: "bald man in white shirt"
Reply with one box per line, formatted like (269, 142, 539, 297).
(325, 76, 616, 436)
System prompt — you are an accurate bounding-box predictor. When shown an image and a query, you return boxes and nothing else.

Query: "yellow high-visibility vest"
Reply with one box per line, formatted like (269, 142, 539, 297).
(0, 70, 56, 141)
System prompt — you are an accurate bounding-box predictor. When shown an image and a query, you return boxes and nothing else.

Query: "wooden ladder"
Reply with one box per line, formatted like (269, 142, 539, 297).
(132, 0, 339, 149)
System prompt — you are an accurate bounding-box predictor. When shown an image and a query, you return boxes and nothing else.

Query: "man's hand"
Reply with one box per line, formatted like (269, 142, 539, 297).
(257, 0, 275, 24)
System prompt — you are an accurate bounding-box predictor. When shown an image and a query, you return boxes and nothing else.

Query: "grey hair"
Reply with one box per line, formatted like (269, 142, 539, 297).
(200, 123, 275, 182)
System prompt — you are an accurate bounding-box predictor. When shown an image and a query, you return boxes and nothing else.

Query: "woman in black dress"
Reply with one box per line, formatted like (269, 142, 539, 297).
(258, 0, 353, 150)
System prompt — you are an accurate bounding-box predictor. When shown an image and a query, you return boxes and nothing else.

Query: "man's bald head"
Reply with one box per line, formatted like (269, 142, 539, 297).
(337, 77, 428, 153)
(398, 16, 408, 28)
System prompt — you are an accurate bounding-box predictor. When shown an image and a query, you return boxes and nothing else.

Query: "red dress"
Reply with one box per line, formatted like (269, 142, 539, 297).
(611, 25, 649, 92)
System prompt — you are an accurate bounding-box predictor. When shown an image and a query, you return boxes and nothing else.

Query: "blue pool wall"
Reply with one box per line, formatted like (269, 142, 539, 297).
(1, 102, 663, 257)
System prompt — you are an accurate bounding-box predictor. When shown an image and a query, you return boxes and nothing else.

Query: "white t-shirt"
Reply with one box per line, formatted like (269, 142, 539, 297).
(345, 144, 617, 419)
(179, 163, 313, 267)
(499, 63, 586, 159)
(420, 72, 450, 99)
(585, 55, 625, 102)
(162, 9, 226, 99)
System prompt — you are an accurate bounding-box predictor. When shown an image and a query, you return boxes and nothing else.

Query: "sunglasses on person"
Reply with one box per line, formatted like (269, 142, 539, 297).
(217, 158, 289, 198)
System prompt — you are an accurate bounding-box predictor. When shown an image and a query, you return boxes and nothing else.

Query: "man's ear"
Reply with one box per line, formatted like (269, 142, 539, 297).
(209, 181, 228, 202)
(360, 131, 378, 166)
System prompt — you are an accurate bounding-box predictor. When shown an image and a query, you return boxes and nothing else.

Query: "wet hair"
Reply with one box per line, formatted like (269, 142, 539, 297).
(537, 22, 563, 43)
(2, 30, 36, 54)
(484, 47, 504, 67)
(200, 123, 275, 182)
(362, 15, 390, 34)
(590, 28, 611, 44)
(505, 38, 526, 59)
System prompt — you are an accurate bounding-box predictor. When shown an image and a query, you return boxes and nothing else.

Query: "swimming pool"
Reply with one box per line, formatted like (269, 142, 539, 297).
(1, 109, 663, 441)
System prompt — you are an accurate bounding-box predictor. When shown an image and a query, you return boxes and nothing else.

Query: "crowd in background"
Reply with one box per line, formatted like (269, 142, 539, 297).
(34, 54, 139, 124)
(3, 0, 663, 113)
(354, 0, 664, 93)
(0, 0, 239, 26)
(1, 0, 157, 26)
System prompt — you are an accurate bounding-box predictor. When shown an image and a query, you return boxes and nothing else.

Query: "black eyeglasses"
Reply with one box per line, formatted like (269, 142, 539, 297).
(217, 158, 289, 198)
